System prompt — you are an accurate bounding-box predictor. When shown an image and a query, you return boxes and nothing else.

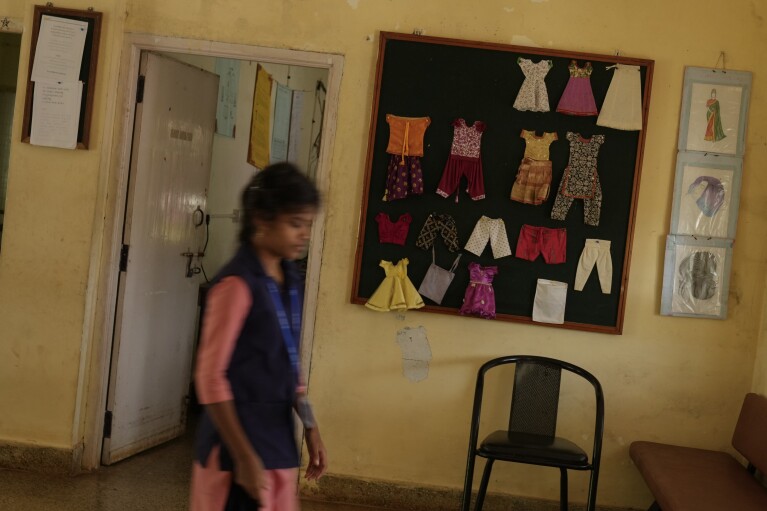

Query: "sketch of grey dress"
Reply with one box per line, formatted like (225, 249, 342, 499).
(513, 58, 553, 112)
(678, 251, 718, 302)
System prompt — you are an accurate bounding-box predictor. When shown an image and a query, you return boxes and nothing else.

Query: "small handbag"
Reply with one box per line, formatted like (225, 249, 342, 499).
(418, 247, 462, 305)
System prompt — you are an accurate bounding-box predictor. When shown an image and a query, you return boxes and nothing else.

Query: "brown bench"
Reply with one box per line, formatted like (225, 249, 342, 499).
(630, 393, 767, 511)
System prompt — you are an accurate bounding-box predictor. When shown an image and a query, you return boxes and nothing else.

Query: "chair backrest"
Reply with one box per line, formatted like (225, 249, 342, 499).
(469, 355, 604, 462)
(509, 360, 562, 437)
(732, 393, 767, 474)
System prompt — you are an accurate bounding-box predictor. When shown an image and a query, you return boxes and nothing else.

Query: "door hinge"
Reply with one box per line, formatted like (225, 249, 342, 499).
(136, 75, 145, 104)
(119, 244, 130, 272)
(103, 411, 113, 438)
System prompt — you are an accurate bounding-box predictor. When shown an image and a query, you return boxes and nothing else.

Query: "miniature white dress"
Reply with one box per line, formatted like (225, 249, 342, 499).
(597, 64, 643, 130)
(513, 58, 553, 112)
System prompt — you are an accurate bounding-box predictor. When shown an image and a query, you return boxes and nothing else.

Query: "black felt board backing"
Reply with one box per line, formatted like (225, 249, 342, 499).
(352, 33, 654, 334)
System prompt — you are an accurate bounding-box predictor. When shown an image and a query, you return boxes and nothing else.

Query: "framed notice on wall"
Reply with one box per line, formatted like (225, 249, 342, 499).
(350, 32, 654, 334)
(21, 5, 102, 149)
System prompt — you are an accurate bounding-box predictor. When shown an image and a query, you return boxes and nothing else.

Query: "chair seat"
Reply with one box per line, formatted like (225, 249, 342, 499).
(478, 430, 589, 468)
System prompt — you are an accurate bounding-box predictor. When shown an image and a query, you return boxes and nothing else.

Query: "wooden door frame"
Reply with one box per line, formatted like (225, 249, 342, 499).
(80, 33, 343, 470)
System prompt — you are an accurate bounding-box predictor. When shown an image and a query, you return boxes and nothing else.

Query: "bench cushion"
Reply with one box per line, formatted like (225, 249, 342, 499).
(630, 441, 767, 511)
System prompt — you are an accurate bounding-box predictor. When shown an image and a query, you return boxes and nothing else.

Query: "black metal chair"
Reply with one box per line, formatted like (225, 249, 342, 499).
(461, 355, 604, 511)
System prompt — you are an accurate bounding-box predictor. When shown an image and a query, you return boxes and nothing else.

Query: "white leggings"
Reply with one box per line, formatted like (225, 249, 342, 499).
(574, 239, 612, 294)
(464, 216, 512, 259)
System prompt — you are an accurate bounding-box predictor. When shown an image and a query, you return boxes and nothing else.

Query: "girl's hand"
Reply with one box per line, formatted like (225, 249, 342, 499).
(235, 452, 266, 502)
(305, 428, 328, 480)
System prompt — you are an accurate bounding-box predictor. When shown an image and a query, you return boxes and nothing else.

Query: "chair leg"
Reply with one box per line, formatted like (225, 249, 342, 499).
(461, 453, 477, 511)
(474, 458, 495, 511)
(559, 467, 568, 511)
(585, 466, 600, 511)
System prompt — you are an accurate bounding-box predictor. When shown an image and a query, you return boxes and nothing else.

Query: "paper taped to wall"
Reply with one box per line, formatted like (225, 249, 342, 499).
(396, 326, 432, 382)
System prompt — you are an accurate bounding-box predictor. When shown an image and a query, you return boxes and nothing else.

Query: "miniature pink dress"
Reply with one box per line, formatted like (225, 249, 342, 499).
(556, 61, 598, 116)
(459, 262, 498, 319)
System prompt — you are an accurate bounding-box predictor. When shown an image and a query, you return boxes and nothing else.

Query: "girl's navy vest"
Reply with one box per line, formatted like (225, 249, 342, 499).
(195, 245, 303, 470)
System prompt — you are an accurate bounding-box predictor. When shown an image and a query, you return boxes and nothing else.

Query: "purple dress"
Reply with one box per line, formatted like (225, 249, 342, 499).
(556, 61, 598, 116)
(460, 262, 498, 319)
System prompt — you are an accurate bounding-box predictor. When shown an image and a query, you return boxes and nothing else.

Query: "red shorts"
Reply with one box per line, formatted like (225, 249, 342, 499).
(515, 225, 567, 264)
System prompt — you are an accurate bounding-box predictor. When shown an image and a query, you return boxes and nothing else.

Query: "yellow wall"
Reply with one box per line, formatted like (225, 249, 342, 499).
(0, 0, 765, 508)
(753, 282, 767, 395)
(0, 0, 124, 447)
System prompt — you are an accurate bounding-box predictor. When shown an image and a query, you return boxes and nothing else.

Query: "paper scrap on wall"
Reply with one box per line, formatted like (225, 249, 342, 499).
(396, 326, 432, 382)
(271, 83, 292, 163)
(214, 58, 239, 138)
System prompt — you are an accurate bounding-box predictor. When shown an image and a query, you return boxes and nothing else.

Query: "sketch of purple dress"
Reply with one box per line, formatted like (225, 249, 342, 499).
(687, 176, 725, 217)
(556, 61, 598, 116)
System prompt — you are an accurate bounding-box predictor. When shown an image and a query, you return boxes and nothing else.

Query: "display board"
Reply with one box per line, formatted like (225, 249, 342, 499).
(21, 5, 102, 149)
(351, 32, 654, 334)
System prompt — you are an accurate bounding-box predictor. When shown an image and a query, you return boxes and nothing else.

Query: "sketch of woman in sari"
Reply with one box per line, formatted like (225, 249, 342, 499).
(704, 88, 726, 142)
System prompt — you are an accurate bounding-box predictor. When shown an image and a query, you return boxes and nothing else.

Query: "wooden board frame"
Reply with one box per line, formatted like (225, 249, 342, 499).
(351, 32, 654, 334)
(21, 4, 102, 149)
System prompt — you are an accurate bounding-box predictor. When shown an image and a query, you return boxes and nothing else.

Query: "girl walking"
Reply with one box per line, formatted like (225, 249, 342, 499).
(191, 163, 327, 510)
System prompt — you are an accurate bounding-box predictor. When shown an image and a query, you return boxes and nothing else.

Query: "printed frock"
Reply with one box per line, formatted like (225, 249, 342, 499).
(550, 132, 605, 226)
(459, 262, 498, 319)
(513, 58, 553, 112)
(365, 258, 425, 312)
(556, 61, 599, 116)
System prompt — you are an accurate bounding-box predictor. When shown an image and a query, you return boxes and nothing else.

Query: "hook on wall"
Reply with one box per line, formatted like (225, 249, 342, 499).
(713, 51, 727, 73)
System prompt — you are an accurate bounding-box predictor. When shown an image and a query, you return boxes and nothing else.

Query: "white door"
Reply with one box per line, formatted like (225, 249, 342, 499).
(102, 52, 219, 464)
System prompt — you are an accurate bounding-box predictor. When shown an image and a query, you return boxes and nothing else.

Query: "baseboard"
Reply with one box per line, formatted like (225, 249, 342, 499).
(300, 473, 640, 511)
(0, 440, 83, 474)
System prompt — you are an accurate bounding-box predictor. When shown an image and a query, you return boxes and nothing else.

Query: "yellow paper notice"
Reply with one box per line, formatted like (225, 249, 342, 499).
(248, 64, 272, 168)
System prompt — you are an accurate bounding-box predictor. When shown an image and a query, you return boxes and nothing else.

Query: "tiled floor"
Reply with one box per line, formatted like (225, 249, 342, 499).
(0, 428, 379, 511)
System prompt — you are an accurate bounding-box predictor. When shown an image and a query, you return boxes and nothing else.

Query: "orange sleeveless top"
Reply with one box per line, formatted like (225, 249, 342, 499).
(386, 114, 431, 159)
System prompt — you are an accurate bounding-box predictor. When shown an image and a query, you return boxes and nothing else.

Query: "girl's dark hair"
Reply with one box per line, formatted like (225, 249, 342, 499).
(239, 162, 320, 243)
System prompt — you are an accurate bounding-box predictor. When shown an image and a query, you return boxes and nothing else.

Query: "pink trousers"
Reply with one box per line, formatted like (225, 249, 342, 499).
(190, 446, 299, 511)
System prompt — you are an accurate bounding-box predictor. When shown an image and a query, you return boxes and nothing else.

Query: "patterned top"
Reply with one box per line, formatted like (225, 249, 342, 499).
(561, 131, 605, 198)
(513, 58, 552, 112)
(449, 118, 486, 158)
(521, 130, 558, 161)
(568, 61, 593, 78)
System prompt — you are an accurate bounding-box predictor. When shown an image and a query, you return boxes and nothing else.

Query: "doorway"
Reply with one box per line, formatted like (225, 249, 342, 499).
(0, 30, 22, 250)
(87, 35, 342, 469)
